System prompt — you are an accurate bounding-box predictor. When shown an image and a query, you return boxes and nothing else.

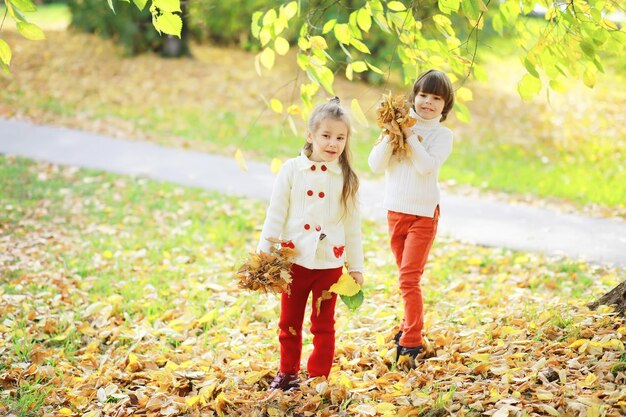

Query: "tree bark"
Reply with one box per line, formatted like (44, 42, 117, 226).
(588, 280, 626, 315)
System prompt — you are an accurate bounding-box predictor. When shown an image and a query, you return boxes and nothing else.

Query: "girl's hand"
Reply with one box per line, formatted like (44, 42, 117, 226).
(402, 126, 414, 139)
(350, 271, 364, 286)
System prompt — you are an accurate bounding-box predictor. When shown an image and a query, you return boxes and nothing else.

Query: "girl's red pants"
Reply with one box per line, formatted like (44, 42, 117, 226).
(278, 263, 342, 378)
(387, 206, 439, 348)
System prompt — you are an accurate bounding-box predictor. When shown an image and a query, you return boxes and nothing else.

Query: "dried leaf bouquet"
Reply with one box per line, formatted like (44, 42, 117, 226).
(375, 92, 420, 156)
(236, 239, 295, 295)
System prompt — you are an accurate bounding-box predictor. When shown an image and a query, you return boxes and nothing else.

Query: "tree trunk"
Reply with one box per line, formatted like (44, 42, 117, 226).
(588, 280, 626, 315)
(160, 2, 191, 58)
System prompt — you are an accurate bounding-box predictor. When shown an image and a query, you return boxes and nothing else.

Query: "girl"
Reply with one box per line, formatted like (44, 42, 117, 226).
(257, 97, 364, 391)
(368, 69, 454, 365)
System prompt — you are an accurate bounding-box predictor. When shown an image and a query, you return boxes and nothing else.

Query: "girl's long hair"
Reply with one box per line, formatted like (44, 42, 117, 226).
(303, 97, 359, 215)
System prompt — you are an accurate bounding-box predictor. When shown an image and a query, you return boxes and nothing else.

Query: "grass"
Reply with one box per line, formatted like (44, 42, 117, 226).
(0, 3, 71, 31)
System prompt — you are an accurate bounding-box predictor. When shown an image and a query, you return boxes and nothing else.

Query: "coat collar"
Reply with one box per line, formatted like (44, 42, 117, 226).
(296, 151, 342, 174)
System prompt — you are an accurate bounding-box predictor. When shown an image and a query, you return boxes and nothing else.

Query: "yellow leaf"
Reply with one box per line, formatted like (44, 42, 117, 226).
(274, 36, 289, 55)
(376, 402, 396, 414)
(536, 390, 554, 401)
(376, 333, 385, 347)
(310, 36, 328, 50)
(587, 405, 601, 417)
(467, 257, 482, 266)
(198, 310, 217, 324)
(102, 250, 113, 259)
(568, 339, 588, 349)
(351, 98, 369, 127)
(456, 87, 473, 101)
(387, 1, 406, 11)
(577, 373, 597, 388)
(329, 273, 361, 296)
(259, 48, 275, 69)
(270, 158, 282, 174)
(0, 39, 11, 66)
(234, 149, 248, 172)
(600, 338, 624, 351)
(186, 396, 201, 407)
(286, 104, 300, 115)
(58, 408, 73, 416)
(470, 353, 490, 362)
(269, 98, 283, 113)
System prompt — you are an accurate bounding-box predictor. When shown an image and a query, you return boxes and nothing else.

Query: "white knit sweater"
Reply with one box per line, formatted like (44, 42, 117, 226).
(257, 153, 364, 273)
(368, 111, 453, 217)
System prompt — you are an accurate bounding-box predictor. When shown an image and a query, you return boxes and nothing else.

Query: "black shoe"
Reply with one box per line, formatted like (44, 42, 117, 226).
(398, 345, 423, 359)
(269, 373, 300, 391)
(393, 331, 403, 346)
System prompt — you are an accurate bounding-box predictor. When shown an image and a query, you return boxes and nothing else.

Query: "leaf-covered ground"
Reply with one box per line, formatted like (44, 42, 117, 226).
(1, 155, 625, 416)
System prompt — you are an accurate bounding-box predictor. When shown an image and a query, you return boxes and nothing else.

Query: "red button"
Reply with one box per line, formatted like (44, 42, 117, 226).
(319, 192, 325, 198)
(310, 165, 316, 171)
(321, 165, 327, 171)
(304, 224, 310, 230)
(307, 190, 313, 196)
(315, 225, 321, 232)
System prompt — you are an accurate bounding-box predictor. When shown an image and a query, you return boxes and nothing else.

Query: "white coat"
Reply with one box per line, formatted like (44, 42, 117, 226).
(257, 153, 364, 273)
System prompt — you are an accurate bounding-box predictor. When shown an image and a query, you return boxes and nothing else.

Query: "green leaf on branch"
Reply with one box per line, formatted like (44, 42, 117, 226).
(16, 22, 45, 41)
(154, 0, 180, 13)
(8, 0, 37, 13)
(387, 1, 406, 12)
(334, 23, 351, 44)
(107, 0, 115, 12)
(307, 65, 334, 95)
(274, 37, 289, 55)
(350, 61, 368, 73)
(280, 1, 298, 20)
(453, 101, 471, 123)
(259, 48, 275, 70)
(517, 73, 542, 101)
(322, 19, 336, 34)
(0, 38, 12, 67)
(350, 38, 371, 54)
(357, 8, 372, 32)
(438, 0, 460, 14)
(133, 0, 148, 11)
(154, 12, 182, 37)
(523, 58, 539, 78)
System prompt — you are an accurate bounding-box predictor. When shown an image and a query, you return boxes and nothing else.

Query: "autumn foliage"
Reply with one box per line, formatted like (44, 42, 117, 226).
(236, 241, 295, 294)
(375, 93, 419, 156)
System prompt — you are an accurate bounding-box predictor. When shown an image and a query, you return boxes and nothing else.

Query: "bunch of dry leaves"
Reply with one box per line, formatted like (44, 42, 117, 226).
(236, 240, 295, 295)
(376, 93, 419, 156)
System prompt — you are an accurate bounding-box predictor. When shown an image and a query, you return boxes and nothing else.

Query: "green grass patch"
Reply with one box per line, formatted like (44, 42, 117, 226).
(442, 140, 626, 207)
(0, 3, 70, 31)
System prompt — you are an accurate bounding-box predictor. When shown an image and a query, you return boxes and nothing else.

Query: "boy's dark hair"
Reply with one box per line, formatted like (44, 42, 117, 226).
(408, 69, 455, 122)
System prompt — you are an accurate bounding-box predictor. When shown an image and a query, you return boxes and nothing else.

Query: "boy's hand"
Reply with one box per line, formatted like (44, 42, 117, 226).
(350, 271, 364, 286)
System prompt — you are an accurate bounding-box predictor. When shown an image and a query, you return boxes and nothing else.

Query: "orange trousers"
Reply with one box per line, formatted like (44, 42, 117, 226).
(387, 207, 439, 348)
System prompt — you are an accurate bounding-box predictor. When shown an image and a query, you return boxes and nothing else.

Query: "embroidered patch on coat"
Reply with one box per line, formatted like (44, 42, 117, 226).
(333, 245, 345, 258)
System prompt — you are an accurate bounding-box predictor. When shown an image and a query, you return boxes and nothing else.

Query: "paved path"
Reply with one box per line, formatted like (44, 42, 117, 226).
(1, 118, 625, 267)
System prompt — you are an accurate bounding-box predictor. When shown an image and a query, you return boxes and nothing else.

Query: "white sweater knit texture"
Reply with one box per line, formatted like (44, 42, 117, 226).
(368, 111, 453, 217)
(257, 153, 364, 273)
